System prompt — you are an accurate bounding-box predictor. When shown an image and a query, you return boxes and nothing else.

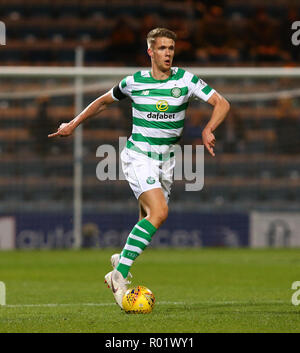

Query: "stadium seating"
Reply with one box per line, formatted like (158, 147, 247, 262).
(0, 0, 299, 212)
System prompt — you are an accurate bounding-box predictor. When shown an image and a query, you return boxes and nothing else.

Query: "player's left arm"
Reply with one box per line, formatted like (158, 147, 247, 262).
(202, 92, 230, 157)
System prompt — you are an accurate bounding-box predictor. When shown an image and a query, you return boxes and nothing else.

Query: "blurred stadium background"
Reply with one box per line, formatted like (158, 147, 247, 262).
(0, 0, 300, 250)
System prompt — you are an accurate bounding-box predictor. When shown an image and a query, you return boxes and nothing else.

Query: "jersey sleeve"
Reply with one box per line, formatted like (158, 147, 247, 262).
(188, 74, 216, 102)
(110, 76, 132, 101)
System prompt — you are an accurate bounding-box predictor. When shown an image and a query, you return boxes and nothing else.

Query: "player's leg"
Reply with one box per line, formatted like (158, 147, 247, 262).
(115, 188, 168, 281)
(105, 188, 167, 309)
(111, 189, 167, 269)
(105, 148, 170, 308)
(109, 193, 158, 274)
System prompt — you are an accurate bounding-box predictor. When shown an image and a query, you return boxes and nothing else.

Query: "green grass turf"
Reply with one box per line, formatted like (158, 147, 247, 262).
(0, 248, 300, 333)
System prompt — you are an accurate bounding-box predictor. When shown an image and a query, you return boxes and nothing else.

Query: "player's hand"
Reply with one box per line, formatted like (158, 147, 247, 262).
(202, 128, 216, 157)
(48, 122, 75, 138)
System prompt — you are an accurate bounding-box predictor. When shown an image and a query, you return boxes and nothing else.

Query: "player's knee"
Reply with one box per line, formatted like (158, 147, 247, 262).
(155, 204, 168, 226)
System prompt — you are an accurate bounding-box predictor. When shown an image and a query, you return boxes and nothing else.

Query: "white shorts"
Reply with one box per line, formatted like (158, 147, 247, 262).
(120, 147, 175, 202)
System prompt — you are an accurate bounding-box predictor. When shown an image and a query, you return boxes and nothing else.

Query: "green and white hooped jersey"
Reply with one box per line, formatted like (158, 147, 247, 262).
(111, 67, 215, 160)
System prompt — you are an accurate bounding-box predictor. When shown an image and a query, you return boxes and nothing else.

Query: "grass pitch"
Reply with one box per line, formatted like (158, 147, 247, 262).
(0, 248, 299, 333)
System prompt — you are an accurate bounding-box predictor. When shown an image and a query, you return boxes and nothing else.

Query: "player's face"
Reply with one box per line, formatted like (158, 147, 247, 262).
(148, 37, 175, 72)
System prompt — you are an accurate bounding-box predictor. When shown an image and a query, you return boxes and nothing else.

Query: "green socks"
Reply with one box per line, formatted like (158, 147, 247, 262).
(116, 218, 157, 279)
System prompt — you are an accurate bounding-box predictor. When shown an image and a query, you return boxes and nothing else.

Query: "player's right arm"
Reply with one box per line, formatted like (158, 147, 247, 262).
(48, 91, 115, 138)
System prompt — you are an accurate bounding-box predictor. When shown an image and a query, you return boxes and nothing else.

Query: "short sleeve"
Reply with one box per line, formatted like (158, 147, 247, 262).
(189, 75, 215, 102)
(110, 76, 132, 101)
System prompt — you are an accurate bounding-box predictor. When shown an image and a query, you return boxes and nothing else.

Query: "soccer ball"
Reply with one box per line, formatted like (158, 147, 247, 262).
(122, 286, 155, 314)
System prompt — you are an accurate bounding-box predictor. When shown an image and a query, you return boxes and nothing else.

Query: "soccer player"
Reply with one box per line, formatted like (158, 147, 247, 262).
(48, 28, 230, 309)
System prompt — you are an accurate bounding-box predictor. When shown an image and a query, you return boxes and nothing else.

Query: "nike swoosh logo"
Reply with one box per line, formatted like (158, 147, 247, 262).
(111, 278, 118, 293)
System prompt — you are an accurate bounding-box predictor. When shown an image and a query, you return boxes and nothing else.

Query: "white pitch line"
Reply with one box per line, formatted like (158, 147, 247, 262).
(2, 300, 286, 308)
(158, 300, 286, 305)
(4, 303, 115, 308)
(4, 302, 179, 308)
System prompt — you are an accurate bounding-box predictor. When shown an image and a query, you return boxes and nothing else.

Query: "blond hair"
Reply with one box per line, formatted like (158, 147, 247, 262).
(147, 28, 177, 49)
